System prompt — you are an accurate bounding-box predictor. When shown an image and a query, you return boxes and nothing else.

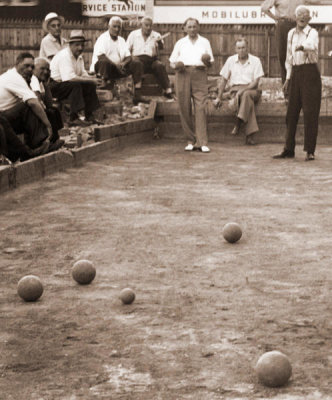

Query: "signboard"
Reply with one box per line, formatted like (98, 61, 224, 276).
(81, 0, 146, 16)
(0, 0, 38, 5)
(153, 0, 332, 24)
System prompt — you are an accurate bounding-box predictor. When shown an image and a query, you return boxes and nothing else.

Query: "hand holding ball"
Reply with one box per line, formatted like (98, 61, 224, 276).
(72, 260, 96, 285)
(255, 351, 292, 387)
(174, 61, 185, 72)
(201, 53, 211, 66)
(17, 275, 43, 302)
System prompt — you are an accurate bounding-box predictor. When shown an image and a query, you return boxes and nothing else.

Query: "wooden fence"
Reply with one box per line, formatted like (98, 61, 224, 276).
(1, 18, 332, 76)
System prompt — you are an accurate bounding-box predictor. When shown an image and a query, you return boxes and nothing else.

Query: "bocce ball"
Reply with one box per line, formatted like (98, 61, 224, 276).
(201, 53, 211, 64)
(255, 351, 292, 387)
(120, 288, 135, 305)
(222, 222, 242, 243)
(72, 260, 96, 285)
(17, 275, 43, 302)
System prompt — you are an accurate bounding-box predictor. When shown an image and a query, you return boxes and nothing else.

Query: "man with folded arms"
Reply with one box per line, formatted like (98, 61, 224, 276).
(126, 16, 173, 101)
(50, 30, 100, 126)
(213, 37, 264, 145)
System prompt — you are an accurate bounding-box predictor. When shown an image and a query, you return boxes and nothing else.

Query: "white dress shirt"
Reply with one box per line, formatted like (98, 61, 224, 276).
(126, 29, 162, 57)
(285, 25, 319, 79)
(40, 33, 66, 60)
(50, 47, 89, 82)
(220, 54, 264, 86)
(169, 34, 214, 67)
(30, 75, 45, 93)
(90, 31, 131, 73)
(0, 67, 37, 111)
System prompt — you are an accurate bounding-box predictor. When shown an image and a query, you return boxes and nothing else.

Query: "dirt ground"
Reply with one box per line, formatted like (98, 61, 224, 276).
(1, 140, 332, 400)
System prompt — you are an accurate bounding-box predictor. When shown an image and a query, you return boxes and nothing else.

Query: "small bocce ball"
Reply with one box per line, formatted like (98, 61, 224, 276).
(120, 288, 135, 305)
(255, 351, 292, 387)
(72, 260, 96, 285)
(201, 53, 211, 64)
(17, 275, 43, 302)
(222, 222, 242, 243)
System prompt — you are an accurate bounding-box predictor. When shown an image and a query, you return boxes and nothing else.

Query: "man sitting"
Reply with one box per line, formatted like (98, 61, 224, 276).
(0, 52, 51, 154)
(50, 30, 101, 126)
(40, 12, 66, 60)
(90, 16, 131, 94)
(126, 16, 173, 101)
(213, 37, 264, 145)
(30, 57, 64, 151)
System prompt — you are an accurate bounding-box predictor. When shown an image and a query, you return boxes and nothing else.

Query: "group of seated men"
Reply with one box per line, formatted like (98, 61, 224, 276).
(0, 12, 173, 163)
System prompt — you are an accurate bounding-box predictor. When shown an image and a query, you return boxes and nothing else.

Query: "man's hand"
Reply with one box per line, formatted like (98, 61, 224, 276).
(283, 79, 290, 97)
(236, 88, 246, 99)
(201, 53, 211, 67)
(295, 45, 304, 52)
(46, 125, 53, 140)
(212, 98, 222, 109)
(174, 61, 185, 72)
(97, 54, 109, 63)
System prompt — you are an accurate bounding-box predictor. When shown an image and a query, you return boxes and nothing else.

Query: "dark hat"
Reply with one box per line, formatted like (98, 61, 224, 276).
(67, 30, 91, 43)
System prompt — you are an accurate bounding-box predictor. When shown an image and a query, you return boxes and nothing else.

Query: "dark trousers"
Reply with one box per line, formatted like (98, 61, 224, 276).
(49, 80, 100, 118)
(0, 114, 31, 162)
(95, 59, 128, 85)
(276, 19, 296, 83)
(285, 64, 321, 154)
(46, 107, 63, 142)
(128, 55, 170, 90)
(1, 102, 48, 149)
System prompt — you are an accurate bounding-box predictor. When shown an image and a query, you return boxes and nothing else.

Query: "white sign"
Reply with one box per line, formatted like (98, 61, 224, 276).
(153, 5, 332, 24)
(82, 0, 146, 16)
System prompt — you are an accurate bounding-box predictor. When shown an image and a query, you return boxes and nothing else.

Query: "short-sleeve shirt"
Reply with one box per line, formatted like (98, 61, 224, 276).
(127, 29, 161, 57)
(50, 47, 89, 82)
(169, 34, 214, 67)
(40, 33, 66, 60)
(0, 67, 37, 111)
(30, 75, 45, 94)
(220, 54, 264, 86)
(90, 31, 131, 72)
(261, 0, 322, 20)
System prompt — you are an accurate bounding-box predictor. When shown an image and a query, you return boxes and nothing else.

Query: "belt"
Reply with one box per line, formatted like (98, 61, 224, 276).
(184, 65, 206, 69)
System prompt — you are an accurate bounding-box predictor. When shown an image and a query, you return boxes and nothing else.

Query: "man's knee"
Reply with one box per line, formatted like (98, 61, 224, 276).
(152, 60, 166, 71)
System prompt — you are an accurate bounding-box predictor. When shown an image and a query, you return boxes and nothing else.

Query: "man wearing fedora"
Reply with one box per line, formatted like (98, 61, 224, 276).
(50, 30, 101, 126)
(40, 12, 66, 61)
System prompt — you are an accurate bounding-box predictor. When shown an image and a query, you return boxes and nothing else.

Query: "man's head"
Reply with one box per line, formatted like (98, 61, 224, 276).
(34, 57, 50, 82)
(16, 52, 35, 81)
(235, 37, 249, 60)
(141, 16, 153, 37)
(183, 18, 200, 38)
(295, 6, 311, 28)
(108, 16, 123, 38)
(68, 30, 89, 58)
(43, 12, 64, 39)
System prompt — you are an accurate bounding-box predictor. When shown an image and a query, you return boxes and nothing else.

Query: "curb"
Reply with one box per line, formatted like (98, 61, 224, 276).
(0, 118, 155, 195)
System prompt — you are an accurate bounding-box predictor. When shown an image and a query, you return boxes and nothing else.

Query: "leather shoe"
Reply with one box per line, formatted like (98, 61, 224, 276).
(245, 135, 256, 146)
(272, 150, 295, 159)
(305, 153, 315, 161)
(48, 139, 65, 152)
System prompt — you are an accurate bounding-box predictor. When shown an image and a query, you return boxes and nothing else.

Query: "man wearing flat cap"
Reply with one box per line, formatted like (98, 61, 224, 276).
(40, 12, 66, 61)
(50, 30, 101, 126)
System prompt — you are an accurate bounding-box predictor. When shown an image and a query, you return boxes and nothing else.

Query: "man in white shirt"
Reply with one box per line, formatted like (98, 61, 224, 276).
(0, 52, 52, 155)
(50, 30, 101, 126)
(40, 12, 66, 61)
(90, 17, 131, 93)
(126, 16, 172, 101)
(273, 6, 321, 161)
(31, 57, 64, 151)
(169, 18, 214, 153)
(213, 37, 264, 145)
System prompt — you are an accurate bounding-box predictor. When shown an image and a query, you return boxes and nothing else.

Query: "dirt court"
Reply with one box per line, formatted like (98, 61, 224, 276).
(1, 140, 332, 400)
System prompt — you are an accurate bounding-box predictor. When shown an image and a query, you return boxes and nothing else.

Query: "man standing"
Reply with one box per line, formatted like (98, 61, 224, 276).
(40, 12, 66, 60)
(30, 57, 64, 151)
(273, 6, 321, 161)
(50, 30, 101, 126)
(0, 52, 51, 153)
(126, 16, 173, 101)
(169, 18, 213, 153)
(90, 17, 131, 93)
(213, 38, 264, 145)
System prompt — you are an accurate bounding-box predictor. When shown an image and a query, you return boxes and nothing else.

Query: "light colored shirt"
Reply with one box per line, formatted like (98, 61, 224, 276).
(40, 33, 66, 60)
(285, 24, 319, 79)
(0, 67, 37, 111)
(30, 75, 45, 94)
(90, 31, 130, 73)
(261, 0, 322, 20)
(220, 54, 264, 86)
(169, 34, 214, 67)
(127, 29, 162, 57)
(50, 47, 89, 82)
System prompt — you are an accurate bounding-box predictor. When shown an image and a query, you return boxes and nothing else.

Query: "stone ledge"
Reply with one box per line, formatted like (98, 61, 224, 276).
(0, 165, 14, 194)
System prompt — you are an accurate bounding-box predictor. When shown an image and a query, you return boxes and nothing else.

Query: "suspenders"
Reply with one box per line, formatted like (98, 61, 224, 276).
(290, 28, 312, 64)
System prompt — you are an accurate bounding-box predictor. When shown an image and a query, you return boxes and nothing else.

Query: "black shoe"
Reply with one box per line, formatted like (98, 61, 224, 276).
(133, 95, 150, 105)
(48, 139, 65, 152)
(305, 153, 315, 161)
(272, 150, 295, 159)
(245, 135, 256, 146)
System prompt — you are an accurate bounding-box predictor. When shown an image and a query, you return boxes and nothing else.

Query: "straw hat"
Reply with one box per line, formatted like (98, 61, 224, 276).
(67, 30, 91, 43)
(42, 12, 65, 33)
